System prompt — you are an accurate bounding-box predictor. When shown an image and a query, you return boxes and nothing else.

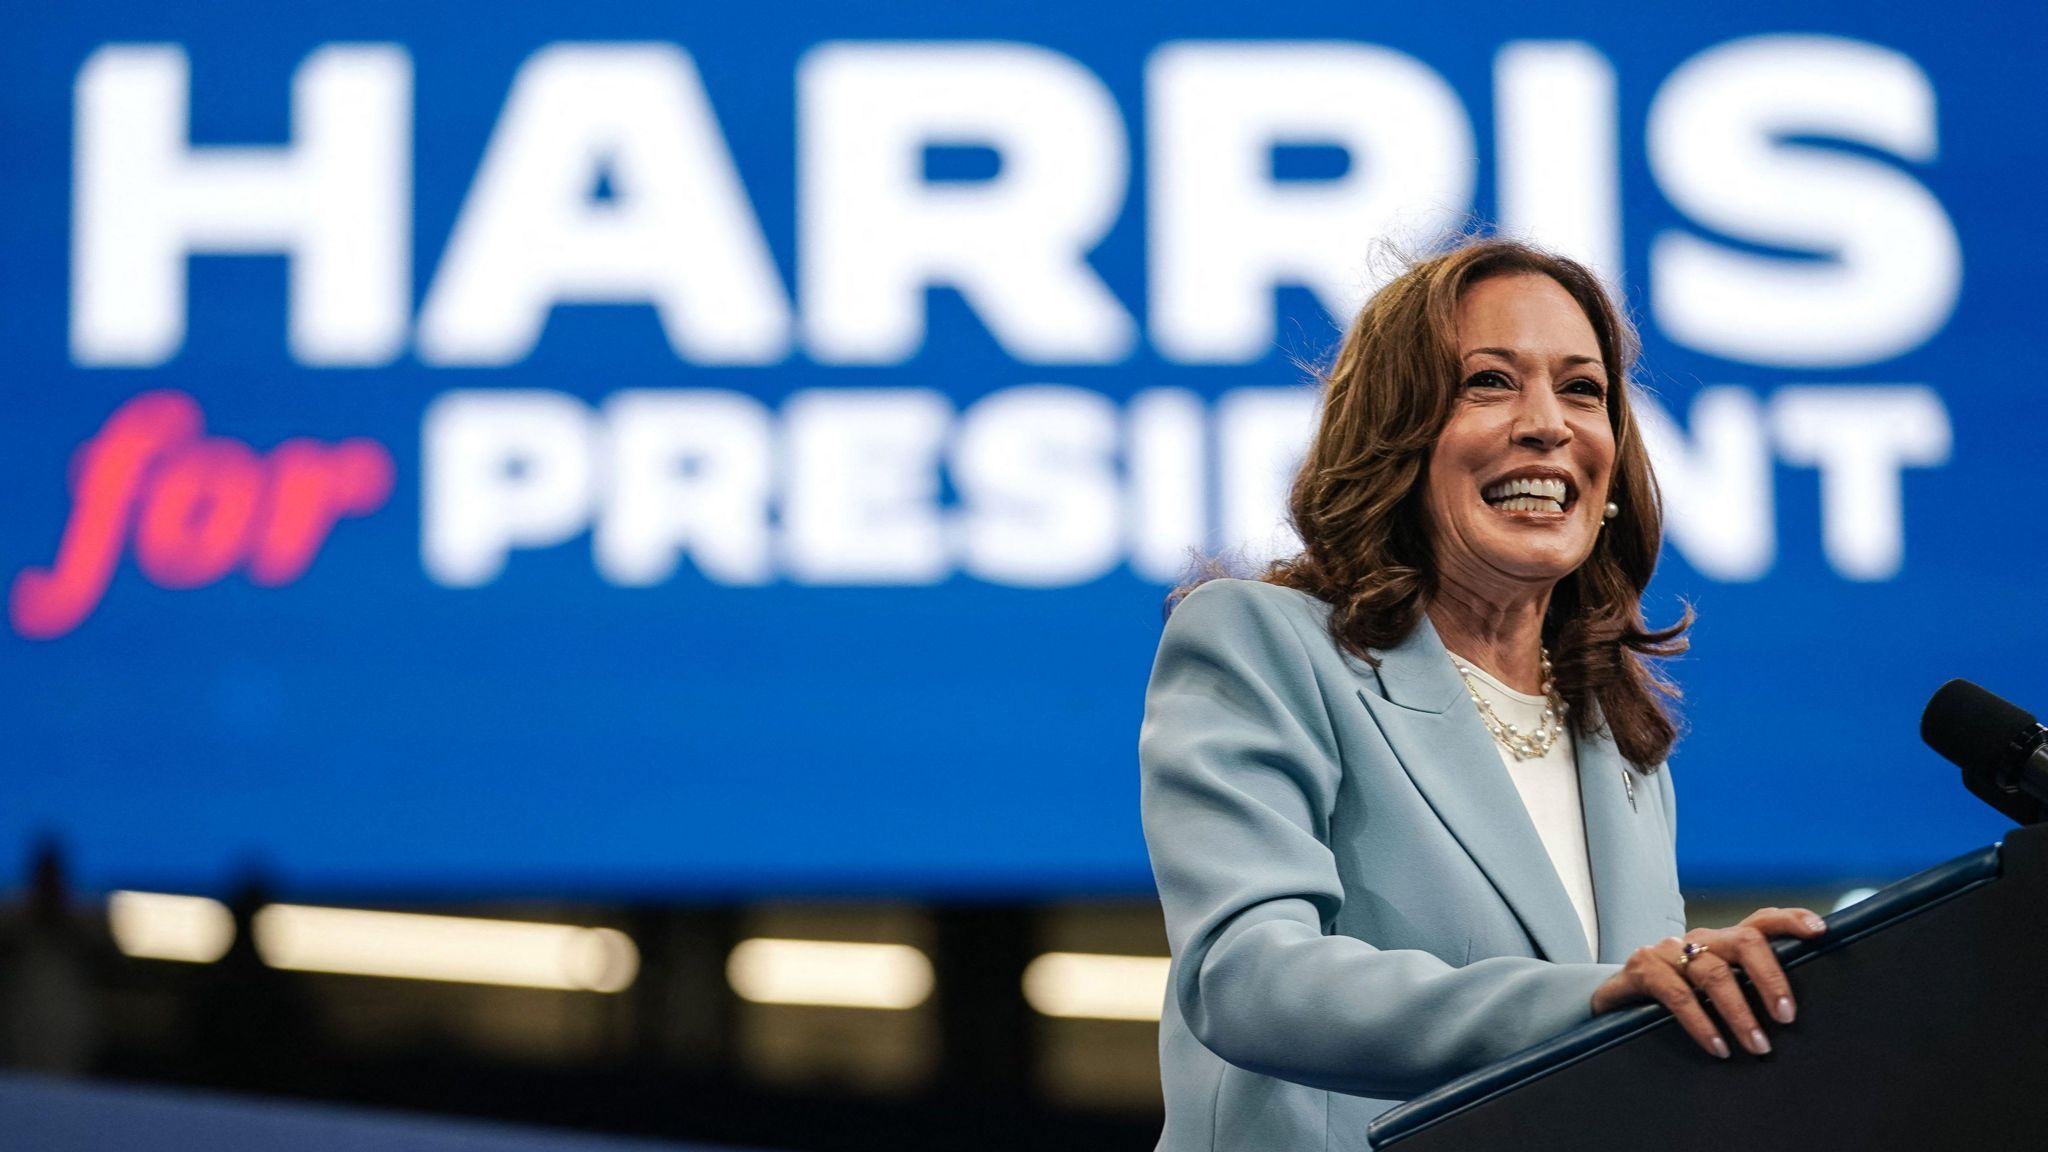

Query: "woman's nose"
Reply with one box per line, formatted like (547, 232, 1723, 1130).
(1511, 384, 1572, 450)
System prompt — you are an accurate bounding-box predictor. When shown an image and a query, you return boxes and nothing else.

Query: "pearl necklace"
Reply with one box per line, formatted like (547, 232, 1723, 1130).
(1450, 649, 1568, 761)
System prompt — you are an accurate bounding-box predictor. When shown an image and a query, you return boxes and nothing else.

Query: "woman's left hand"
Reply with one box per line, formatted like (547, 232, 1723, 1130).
(1671, 908, 1828, 1055)
(1592, 906, 1828, 1058)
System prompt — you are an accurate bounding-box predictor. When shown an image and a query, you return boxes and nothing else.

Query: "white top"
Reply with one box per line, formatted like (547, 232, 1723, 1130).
(1444, 651, 1601, 959)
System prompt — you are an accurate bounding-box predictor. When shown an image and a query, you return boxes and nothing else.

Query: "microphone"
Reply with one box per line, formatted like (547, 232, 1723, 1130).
(1921, 679, 2048, 825)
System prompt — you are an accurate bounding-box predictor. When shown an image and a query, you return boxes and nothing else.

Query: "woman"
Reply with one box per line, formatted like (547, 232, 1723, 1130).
(1138, 237, 1827, 1152)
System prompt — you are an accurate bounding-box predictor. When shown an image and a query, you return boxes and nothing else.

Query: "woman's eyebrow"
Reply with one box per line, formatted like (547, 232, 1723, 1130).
(1461, 346, 1605, 370)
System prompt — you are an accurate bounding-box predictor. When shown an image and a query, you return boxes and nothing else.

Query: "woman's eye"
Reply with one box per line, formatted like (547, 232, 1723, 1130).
(1463, 370, 1512, 390)
(1564, 378, 1607, 400)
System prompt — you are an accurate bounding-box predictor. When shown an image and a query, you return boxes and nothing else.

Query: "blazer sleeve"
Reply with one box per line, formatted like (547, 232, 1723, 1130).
(1654, 758, 1687, 924)
(1138, 580, 1620, 1098)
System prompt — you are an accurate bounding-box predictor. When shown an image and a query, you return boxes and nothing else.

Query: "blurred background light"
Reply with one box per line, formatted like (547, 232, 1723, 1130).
(107, 891, 234, 963)
(1022, 951, 1170, 1021)
(250, 904, 638, 992)
(726, 938, 934, 1009)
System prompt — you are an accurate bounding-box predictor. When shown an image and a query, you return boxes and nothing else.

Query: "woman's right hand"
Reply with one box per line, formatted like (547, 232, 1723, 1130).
(1590, 907, 1828, 1059)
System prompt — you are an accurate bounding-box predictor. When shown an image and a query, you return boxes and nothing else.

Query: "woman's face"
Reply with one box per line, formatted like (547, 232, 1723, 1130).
(1423, 273, 1616, 596)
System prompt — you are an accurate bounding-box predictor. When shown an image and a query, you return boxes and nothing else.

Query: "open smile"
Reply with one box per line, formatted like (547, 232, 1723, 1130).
(1480, 471, 1576, 516)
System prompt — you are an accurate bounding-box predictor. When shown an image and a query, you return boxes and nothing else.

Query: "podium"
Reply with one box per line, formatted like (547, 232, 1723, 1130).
(1369, 823, 2048, 1149)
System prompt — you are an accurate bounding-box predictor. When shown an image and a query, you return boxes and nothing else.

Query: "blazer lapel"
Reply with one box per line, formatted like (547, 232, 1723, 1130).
(1353, 616, 1594, 964)
(1574, 715, 1678, 961)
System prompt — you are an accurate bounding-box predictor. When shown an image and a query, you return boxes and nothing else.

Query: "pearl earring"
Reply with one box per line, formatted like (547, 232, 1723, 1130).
(1603, 501, 1620, 521)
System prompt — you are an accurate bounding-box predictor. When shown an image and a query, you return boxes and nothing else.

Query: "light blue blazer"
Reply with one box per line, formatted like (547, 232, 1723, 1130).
(1139, 578, 1687, 1151)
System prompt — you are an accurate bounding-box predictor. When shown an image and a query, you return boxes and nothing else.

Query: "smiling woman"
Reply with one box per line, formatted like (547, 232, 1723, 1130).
(1138, 237, 1830, 1152)
(1264, 238, 1684, 770)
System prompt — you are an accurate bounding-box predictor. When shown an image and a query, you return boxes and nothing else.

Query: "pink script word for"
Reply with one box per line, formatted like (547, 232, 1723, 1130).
(10, 390, 394, 640)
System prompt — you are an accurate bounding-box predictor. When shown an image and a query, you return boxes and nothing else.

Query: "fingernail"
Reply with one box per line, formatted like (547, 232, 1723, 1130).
(1774, 996, 1796, 1024)
(1804, 915, 1826, 933)
(1709, 1037, 1730, 1060)
(1749, 1029, 1772, 1055)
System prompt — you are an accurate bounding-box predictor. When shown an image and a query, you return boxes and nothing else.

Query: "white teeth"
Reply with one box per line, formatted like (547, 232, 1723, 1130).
(1490, 473, 1564, 500)
(1492, 496, 1562, 513)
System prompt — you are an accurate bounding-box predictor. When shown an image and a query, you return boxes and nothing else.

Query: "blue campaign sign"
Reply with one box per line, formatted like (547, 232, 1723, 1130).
(2, 0, 2036, 897)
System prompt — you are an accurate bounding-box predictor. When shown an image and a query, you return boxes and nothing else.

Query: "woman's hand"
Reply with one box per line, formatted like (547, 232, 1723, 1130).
(1590, 907, 1829, 1059)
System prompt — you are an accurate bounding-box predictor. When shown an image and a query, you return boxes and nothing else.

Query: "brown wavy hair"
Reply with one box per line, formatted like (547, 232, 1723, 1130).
(1262, 236, 1690, 768)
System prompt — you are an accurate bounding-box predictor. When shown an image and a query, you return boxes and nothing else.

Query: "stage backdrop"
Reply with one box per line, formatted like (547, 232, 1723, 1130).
(3, 0, 2037, 897)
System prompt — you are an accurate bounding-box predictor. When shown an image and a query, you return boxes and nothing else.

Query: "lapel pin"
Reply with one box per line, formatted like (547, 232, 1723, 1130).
(1622, 768, 1636, 812)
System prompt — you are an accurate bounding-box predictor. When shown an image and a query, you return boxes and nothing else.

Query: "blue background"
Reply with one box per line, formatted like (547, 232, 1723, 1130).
(3, 0, 2037, 898)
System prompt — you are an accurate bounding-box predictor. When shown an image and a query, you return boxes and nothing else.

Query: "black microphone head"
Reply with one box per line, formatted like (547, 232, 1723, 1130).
(1921, 679, 2039, 774)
